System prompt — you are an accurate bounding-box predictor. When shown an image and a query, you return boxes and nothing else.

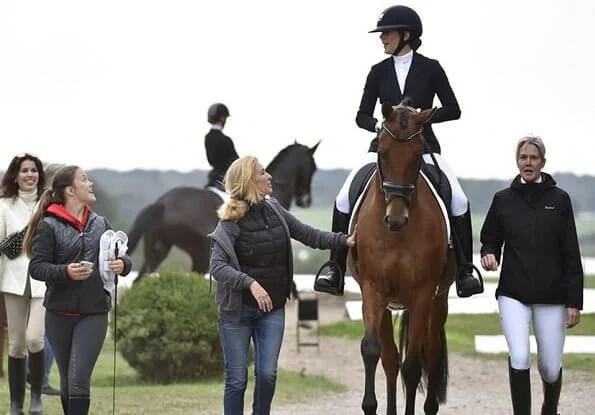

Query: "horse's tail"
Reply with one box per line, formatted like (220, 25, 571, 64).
(398, 310, 448, 403)
(127, 202, 164, 254)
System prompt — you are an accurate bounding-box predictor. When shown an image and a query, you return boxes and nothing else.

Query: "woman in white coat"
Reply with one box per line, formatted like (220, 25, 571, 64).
(0, 153, 47, 415)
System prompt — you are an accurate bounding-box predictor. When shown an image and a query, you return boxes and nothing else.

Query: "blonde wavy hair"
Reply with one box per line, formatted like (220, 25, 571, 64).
(217, 156, 265, 221)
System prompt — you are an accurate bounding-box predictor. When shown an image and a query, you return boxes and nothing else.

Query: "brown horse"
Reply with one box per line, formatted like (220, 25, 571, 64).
(349, 101, 455, 415)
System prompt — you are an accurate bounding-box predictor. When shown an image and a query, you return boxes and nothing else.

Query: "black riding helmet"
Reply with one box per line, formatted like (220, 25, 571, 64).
(369, 5, 423, 55)
(207, 103, 230, 124)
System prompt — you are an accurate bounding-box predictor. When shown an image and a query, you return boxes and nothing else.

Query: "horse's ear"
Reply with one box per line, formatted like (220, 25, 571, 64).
(381, 103, 393, 120)
(294, 138, 298, 144)
(417, 107, 437, 125)
(310, 140, 321, 154)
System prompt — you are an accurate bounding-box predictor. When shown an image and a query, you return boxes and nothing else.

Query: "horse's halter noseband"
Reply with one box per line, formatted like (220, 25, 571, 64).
(377, 114, 424, 205)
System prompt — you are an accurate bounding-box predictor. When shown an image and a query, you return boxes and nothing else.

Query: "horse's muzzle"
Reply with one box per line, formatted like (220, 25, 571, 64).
(384, 214, 408, 231)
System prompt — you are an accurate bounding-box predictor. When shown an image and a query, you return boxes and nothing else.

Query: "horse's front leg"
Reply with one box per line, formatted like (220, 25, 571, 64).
(360, 286, 387, 415)
(378, 309, 399, 415)
(361, 330, 380, 415)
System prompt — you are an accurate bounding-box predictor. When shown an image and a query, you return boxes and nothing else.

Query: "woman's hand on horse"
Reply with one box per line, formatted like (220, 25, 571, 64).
(108, 259, 125, 275)
(250, 281, 273, 312)
(346, 226, 357, 248)
(67, 263, 93, 281)
(480, 254, 498, 271)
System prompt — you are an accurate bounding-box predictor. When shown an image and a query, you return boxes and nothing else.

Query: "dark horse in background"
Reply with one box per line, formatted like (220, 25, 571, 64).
(349, 102, 455, 414)
(128, 141, 320, 284)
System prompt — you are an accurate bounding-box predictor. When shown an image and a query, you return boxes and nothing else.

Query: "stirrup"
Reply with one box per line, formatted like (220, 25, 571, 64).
(455, 264, 484, 298)
(314, 260, 345, 296)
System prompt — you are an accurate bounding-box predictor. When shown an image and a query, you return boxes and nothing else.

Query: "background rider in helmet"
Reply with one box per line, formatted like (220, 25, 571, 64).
(205, 103, 239, 191)
(315, 5, 483, 298)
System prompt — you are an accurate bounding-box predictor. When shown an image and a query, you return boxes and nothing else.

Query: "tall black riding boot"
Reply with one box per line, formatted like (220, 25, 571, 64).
(314, 206, 350, 296)
(452, 208, 483, 297)
(68, 396, 90, 415)
(8, 356, 26, 415)
(509, 360, 531, 415)
(60, 395, 68, 415)
(28, 350, 44, 415)
(541, 368, 562, 415)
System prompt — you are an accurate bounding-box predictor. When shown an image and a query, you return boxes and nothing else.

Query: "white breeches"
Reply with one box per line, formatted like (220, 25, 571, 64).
(335, 152, 469, 216)
(498, 295, 565, 382)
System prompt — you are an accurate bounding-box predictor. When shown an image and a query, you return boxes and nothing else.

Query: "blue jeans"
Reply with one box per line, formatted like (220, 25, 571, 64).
(219, 305, 285, 415)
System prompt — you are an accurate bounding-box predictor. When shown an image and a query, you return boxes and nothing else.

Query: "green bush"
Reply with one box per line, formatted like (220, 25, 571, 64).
(113, 271, 223, 383)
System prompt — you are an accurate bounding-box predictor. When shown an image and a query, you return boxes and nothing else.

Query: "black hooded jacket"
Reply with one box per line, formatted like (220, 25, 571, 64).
(480, 173, 583, 309)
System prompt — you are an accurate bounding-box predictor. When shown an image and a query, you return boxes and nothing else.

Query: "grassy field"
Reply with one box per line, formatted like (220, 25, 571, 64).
(0, 337, 344, 414)
(319, 313, 595, 377)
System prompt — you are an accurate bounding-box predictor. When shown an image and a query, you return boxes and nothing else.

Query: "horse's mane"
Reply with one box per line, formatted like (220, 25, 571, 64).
(266, 143, 307, 171)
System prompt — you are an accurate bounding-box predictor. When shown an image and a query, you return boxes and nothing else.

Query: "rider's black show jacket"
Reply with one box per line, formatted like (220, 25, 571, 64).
(356, 52, 461, 154)
(204, 128, 239, 178)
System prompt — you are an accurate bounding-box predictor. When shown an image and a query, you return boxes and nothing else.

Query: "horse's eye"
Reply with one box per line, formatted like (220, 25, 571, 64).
(379, 150, 389, 161)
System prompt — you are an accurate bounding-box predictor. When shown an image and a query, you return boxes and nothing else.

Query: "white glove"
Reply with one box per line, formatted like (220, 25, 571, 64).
(375, 120, 382, 133)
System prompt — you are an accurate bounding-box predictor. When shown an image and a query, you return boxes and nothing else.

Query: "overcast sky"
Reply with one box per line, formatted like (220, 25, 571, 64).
(1, 0, 593, 179)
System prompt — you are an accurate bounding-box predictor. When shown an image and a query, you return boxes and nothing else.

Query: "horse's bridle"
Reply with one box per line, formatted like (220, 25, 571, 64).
(377, 121, 424, 205)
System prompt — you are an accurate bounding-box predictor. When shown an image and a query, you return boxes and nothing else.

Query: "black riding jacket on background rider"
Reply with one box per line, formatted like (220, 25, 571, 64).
(356, 52, 461, 153)
(204, 128, 239, 183)
(480, 173, 584, 309)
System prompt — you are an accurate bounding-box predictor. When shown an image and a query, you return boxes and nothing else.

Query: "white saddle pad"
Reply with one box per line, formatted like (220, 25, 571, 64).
(206, 186, 230, 202)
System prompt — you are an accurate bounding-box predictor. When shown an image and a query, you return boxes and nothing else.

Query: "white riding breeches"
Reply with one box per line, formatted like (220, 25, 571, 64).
(498, 295, 566, 383)
(335, 152, 469, 216)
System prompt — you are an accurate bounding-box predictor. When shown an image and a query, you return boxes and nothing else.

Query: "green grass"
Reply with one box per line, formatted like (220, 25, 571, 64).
(0, 337, 345, 414)
(319, 313, 595, 377)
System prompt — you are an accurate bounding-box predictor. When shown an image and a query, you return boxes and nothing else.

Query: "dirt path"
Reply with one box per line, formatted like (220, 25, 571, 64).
(273, 294, 595, 414)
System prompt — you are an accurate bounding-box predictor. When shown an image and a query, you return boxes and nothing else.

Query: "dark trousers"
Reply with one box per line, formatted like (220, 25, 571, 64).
(45, 312, 108, 399)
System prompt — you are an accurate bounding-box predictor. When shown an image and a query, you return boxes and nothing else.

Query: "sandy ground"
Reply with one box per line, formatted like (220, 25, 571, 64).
(271, 293, 595, 415)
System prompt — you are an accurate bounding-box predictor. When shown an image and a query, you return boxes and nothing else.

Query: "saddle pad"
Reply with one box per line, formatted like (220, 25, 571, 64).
(350, 169, 451, 244)
(206, 186, 229, 202)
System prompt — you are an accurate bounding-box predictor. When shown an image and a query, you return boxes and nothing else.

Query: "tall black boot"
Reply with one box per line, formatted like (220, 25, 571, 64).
(314, 206, 350, 296)
(60, 395, 68, 415)
(541, 368, 562, 415)
(451, 207, 483, 297)
(28, 350, 44, 415)
(68, 396, 90, 415)
(509, 360, 531, 415)
(7, 356, 26, 415)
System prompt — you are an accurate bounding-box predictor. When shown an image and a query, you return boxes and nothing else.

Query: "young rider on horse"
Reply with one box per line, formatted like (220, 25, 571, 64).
(204, 103, 239, 191)
(314, 5, 483, 298)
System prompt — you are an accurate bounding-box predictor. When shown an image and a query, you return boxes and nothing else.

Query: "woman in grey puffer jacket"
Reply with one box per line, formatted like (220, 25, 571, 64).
(24, 165, 132, 415)
(209, 156, 355, 415)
